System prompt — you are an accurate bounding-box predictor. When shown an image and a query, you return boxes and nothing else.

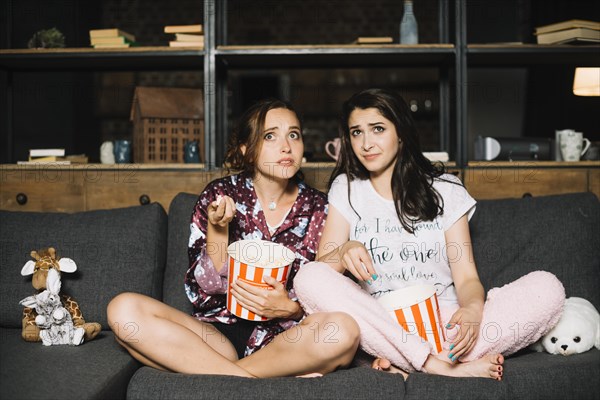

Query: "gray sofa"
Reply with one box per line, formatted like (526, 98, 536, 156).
(1, 191, 598, 400)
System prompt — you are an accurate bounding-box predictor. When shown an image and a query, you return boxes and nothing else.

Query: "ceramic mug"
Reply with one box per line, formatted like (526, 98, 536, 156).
(184, 140, 201, 163)
(559, 131, 591, 162)
(114, 140, 132, 163)
(325, 138, 341, 161)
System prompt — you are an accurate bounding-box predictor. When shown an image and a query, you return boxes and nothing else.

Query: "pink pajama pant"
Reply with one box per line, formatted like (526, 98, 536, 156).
(294, 262, 565, 372)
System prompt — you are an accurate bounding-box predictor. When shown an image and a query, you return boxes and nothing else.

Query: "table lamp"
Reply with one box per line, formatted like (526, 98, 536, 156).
(573, 67, 600, 96)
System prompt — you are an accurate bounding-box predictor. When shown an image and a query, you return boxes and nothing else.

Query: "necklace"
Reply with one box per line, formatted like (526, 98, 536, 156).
(255, 186, 286, 212)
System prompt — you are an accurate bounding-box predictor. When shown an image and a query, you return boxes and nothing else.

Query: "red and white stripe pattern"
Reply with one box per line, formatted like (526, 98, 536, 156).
(391, 293, 445, 354)
(227, 256, 291, 321)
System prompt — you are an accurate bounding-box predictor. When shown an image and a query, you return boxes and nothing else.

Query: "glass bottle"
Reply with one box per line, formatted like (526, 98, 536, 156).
(400, 0, 419, 44)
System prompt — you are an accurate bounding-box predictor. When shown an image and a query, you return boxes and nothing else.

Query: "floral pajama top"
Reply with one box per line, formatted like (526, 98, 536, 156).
(184, 172, 328, 356)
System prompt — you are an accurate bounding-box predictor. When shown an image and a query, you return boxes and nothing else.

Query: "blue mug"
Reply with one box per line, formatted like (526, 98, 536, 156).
(184, 140, 201, 163)
(114, 140, 132, 163)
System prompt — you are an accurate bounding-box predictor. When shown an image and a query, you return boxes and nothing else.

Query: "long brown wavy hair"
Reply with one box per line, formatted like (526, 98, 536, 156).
(224, 98, 303, 181)
(329, 88, 449, 233)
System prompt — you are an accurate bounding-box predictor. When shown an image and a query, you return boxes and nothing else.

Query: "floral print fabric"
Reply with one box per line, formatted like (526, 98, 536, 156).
(184, 172, 327, 356)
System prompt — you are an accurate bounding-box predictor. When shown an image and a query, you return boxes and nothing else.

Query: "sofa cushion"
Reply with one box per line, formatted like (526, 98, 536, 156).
(0, 328, 139, 400)
(404, 349, 600, 400)
(469, 193, 600, 310)
(0, 203, 168, 329)
(163, 192, 198, 313)
(127, 365, 405, 400)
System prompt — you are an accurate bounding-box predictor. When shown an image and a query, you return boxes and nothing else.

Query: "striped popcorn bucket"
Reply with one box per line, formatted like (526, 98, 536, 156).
(226, 240, 295, 321)
(377, 285, 446, 354)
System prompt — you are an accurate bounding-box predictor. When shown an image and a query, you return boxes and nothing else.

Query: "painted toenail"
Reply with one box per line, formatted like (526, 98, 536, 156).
(446, 323, 451, 328)
(372, 274, 378, 280)
(452, 356, 457, 362)
(449, 344, 455, 350)
(448, 353, 454, 359)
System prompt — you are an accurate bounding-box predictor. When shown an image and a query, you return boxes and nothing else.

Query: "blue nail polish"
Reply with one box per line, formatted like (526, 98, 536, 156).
(448, 353, 454, 359)
(446, 323, 451, 328)
(372, 274, 378, 280)
(367, 279, 372, 285)
(452, 356, 457, 362)
(449, 344, 455, 351)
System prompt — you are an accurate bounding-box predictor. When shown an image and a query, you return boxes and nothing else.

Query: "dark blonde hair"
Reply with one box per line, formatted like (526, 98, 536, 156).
(225, 98, 302, 178)
(331, 88, 449, 233)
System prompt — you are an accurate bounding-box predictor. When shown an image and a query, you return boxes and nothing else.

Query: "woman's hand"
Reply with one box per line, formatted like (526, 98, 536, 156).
(339, 240, 378, 284)
(207, 195, 236, 227)
(446, 304, 483, 362)
(230, 276, 303, 320)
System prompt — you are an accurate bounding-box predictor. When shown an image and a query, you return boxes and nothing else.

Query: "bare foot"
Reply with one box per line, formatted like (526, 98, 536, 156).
(372, 358, 409, 380)
(423, 354, 504, 380)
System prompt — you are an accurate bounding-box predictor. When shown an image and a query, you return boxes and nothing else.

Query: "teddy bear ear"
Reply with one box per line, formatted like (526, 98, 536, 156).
(21, 260, 36, 276)
(58, 258, 77, 273)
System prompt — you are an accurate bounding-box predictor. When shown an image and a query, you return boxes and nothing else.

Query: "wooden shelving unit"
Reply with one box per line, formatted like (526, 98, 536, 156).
(0, 47, 205, 70)
(1, 1, 599, 170)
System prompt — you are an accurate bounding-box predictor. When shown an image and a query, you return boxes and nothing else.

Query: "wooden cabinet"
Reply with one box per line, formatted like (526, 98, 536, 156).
(1, 165, 86, 212)
(463, 162, 598, 200)
(2, 162, 596, 213)
(1, 165, 226, 212)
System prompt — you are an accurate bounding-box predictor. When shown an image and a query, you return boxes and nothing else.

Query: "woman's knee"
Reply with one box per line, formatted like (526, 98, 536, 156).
(107, 292, 146, 330)
(301, 312, 360, 364)
(294, 262, 337, 300)
(523, 271, 565, 308)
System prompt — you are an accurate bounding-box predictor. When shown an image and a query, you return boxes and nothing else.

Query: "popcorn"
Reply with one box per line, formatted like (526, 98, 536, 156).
(226, 240, 295, 321)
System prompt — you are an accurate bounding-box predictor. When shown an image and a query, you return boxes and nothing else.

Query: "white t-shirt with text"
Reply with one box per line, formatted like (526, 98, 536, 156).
(328, 173, 476, 306)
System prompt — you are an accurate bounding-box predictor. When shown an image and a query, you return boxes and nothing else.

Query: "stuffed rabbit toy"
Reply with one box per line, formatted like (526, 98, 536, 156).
(19, 268, 85, 346)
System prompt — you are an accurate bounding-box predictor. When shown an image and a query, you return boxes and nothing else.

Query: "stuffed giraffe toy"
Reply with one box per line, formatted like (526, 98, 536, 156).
(20, 248, 101, 343)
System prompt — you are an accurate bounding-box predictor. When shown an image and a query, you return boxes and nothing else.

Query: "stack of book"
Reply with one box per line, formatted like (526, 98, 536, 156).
(535, 20, 600, 45)
(18, 149, 88, 165)
(89, 28, 136, 48)
(165, 24, 204, 48)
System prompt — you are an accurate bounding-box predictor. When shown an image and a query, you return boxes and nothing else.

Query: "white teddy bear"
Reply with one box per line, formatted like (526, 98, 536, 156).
(531, 297, 600, 356)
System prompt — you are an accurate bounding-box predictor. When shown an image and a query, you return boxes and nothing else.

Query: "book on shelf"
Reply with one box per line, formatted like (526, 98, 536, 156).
(89, 28, 136, 43)
(175, 33, 204, 42)
(23, 154, 88, 164)
(534, 19, 600, 35)
(164, 24, 203, 34)
(536, 27, 600, 45)
(18, 160, 71, 165)
(353, 36, 394, 44)
(29, 148, 65, 157)
(93, 43, 132, 49)
(90, 36, 132, 45)
(169, 40, 204, 48)
(423, 152, 449, 162)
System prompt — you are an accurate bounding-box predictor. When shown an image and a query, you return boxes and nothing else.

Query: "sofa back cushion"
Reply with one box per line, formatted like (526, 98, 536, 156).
(0, 203, 167, 329)
(469, 193, 599, 310)
(164, 192, 198, 313)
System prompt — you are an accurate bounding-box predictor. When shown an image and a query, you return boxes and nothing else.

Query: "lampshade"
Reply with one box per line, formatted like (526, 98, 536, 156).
(573, 67, 600, 96)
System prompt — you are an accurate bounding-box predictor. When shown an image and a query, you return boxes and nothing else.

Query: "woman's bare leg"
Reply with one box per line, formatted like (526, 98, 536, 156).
(107, 292, 253, 376)
(236, 312, 360, 378)
(114, 336, 169, 371)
